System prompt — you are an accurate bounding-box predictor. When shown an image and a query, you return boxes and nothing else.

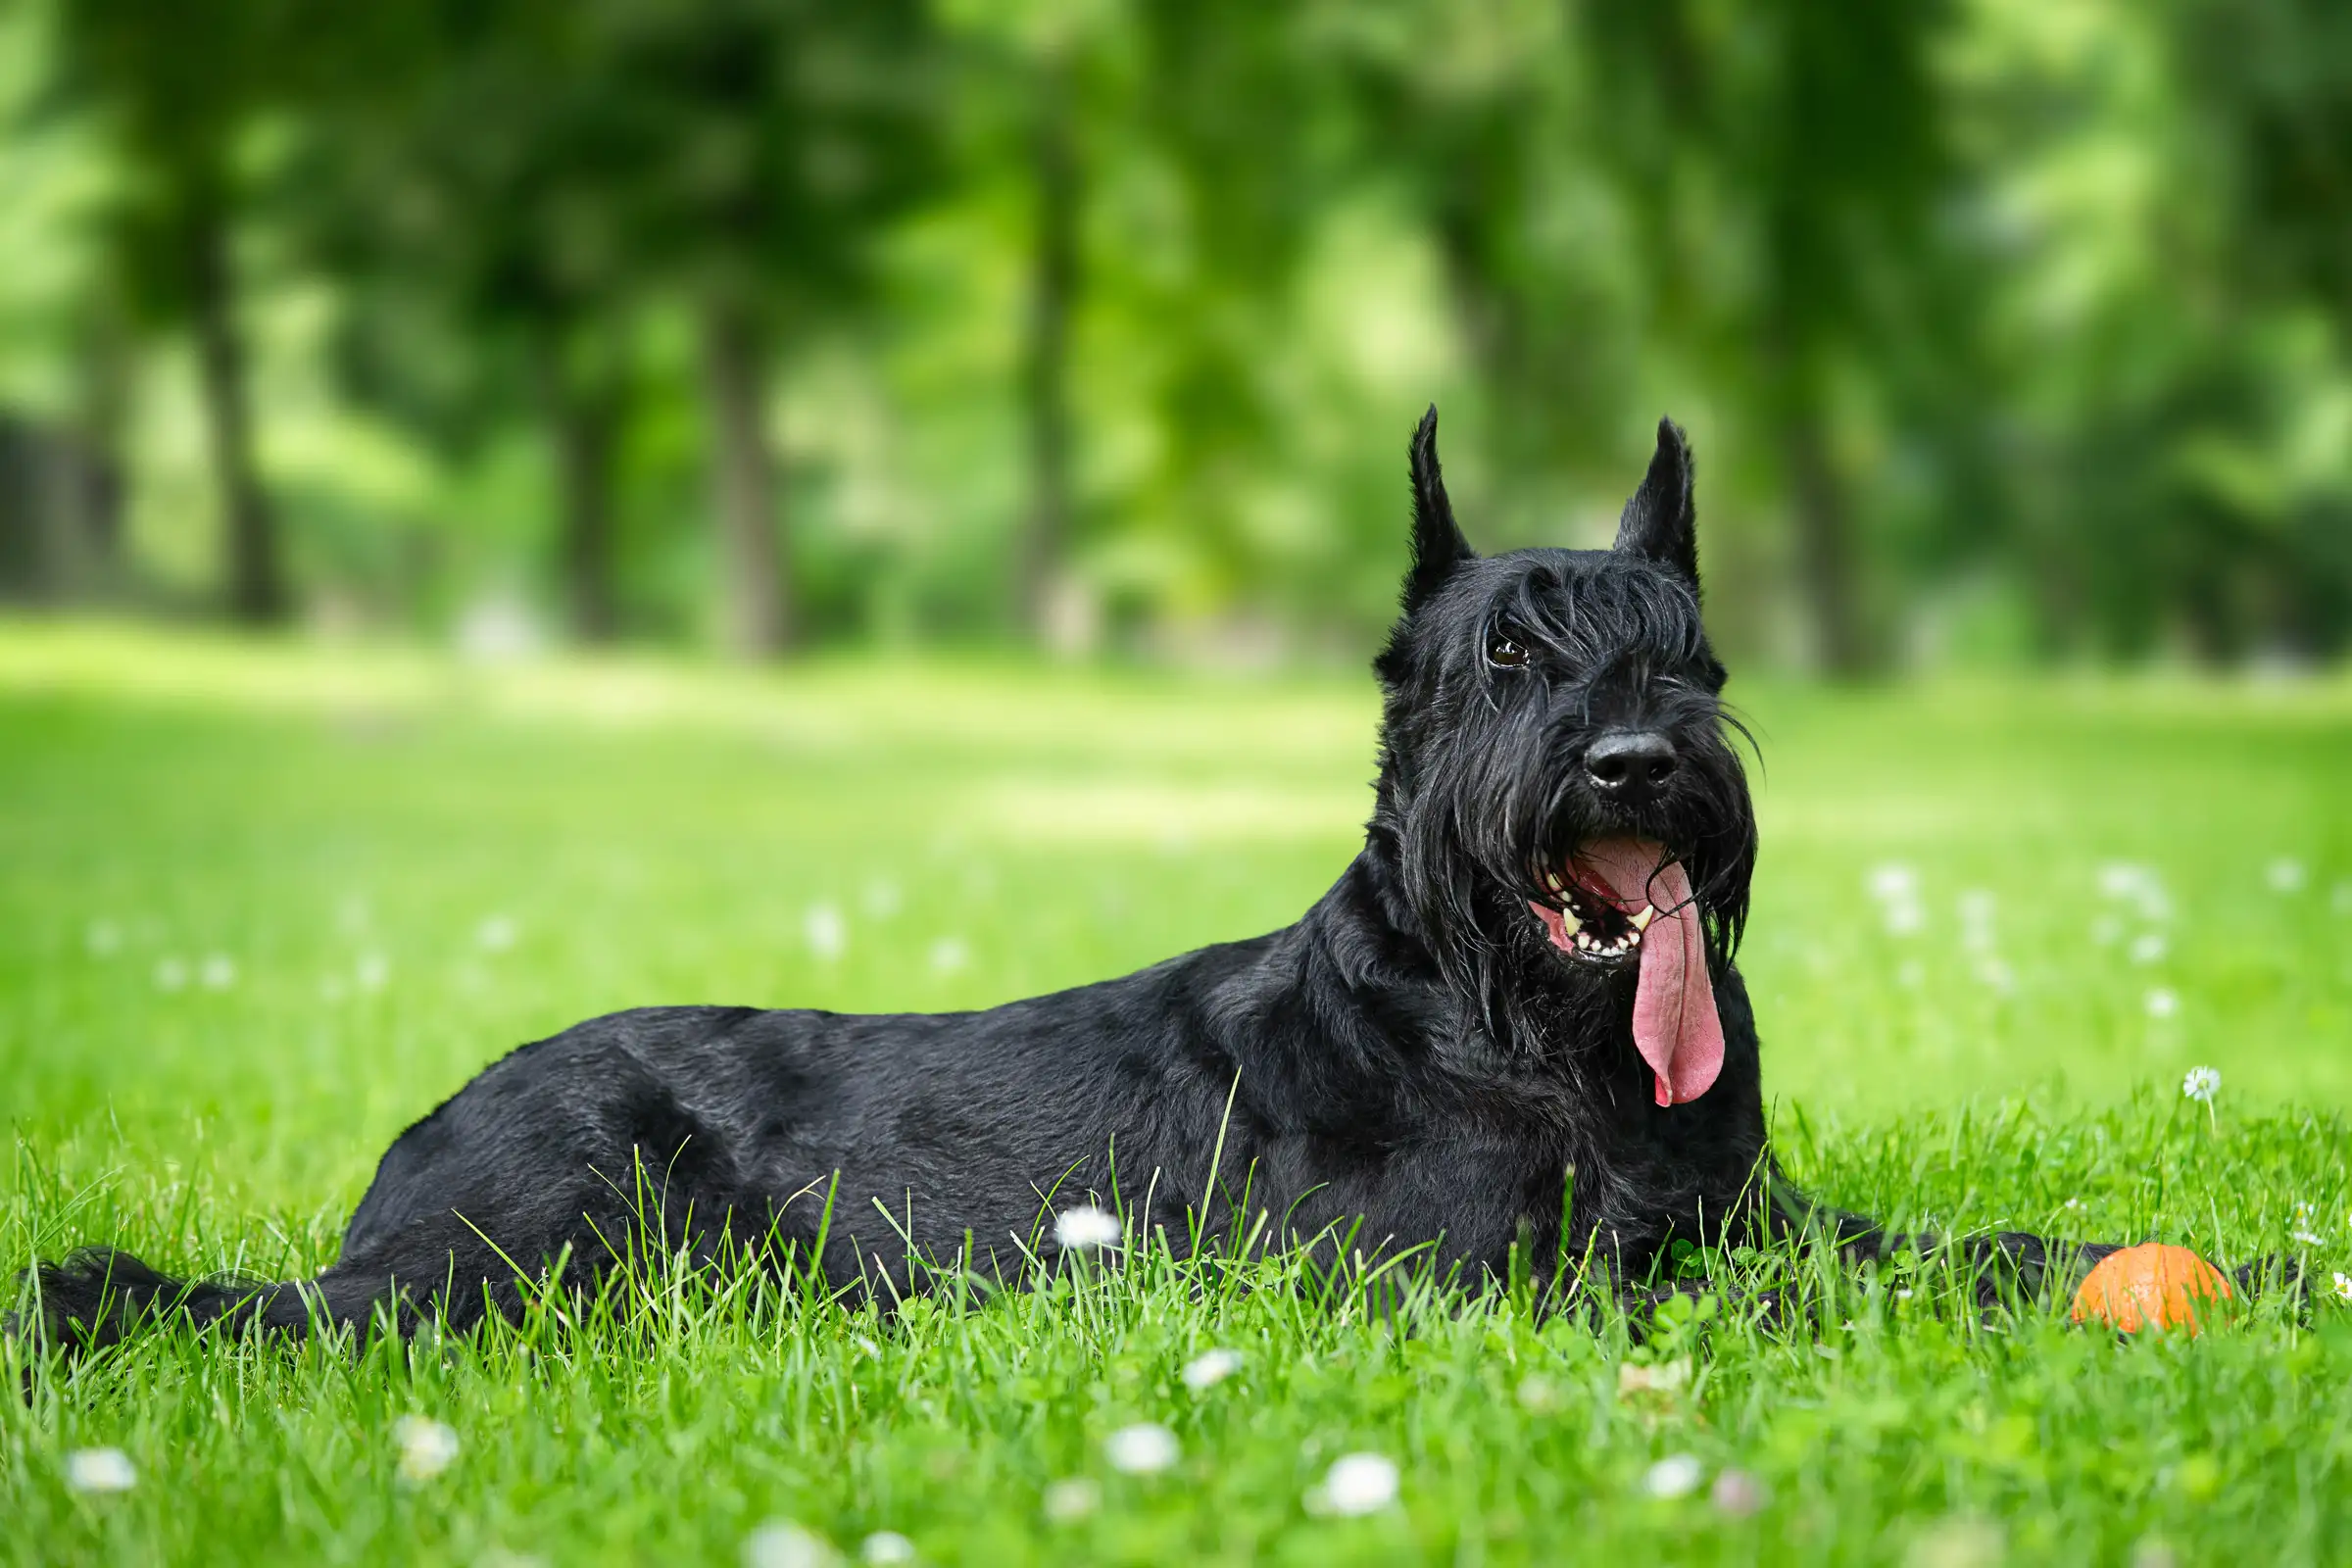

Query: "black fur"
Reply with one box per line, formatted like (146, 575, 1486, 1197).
(19, 410, 2163, 1353)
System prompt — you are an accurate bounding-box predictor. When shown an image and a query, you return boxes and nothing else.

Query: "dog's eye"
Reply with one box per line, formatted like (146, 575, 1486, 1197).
(1487, 633, 1529, 668)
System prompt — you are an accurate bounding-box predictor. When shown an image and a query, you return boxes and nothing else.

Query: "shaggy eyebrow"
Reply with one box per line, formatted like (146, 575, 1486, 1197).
(1491, 571, 1705, 668)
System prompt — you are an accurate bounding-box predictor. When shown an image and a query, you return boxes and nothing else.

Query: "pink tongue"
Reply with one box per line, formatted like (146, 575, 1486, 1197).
(1529, 837, 1724, 1107)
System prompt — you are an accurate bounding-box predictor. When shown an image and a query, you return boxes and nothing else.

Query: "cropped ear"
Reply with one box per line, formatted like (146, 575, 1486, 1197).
(1613, 416, 1698, 592)
(1403, 405, 1473, 612)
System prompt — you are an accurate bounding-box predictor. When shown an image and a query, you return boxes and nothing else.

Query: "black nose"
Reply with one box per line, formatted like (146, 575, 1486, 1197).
(1584, 730, 1679, 804)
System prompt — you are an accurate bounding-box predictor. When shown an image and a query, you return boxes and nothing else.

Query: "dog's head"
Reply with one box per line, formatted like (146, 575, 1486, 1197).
(1371, 408, 1757, 1102)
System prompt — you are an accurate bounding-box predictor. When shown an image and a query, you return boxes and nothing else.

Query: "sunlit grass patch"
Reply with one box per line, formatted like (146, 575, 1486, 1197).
(3, 624, 2351, 1562)
(5, 1113, 2345, 1565)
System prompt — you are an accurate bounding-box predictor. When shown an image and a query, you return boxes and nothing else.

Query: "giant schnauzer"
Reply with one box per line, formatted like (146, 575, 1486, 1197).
(22, 410, 2141, 1350)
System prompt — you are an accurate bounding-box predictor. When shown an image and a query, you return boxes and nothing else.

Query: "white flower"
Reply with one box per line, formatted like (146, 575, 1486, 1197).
(1320, 1452, 1399, 1516)
(1515, 1373, 1562, 1412)
(2100, 863, 2175, 921)
(199, 954, 236, 990)
(2097, 862, 2150, 900)
(927, 937, 969, 976)
(1055, 1205, 1121, 1252)
(2129, 933, 2167, 965)
(1104, 1423, 1178, 1475)
(2146, 989, 2180, 1020)
(2330, 1272, 2352, 1304)
(2267, 858, 2307, 894)
(1182, 1348, 1242, 1391)
(744, 1521, 839, 1568)
(356, 953, 390, 991)
(2181, 1065, 2220, 1103)
(805, 904, 847, 962)
(1042, 1478, 1099, 1522)
(66, 1447, 136, 1493)
(2294, 1231, 2324, 1247)
(393, 1415, 459, 1482)
(1710, 1468, 1767, 1517)
(1643, 1453, 1704, 1499)
(1867, 863, 1918, 903)
(477, 915, 517, 952)
(859, 1532, 916, 1565)
(153, 957, 187, 991)
(1866, 865, 1924, 935)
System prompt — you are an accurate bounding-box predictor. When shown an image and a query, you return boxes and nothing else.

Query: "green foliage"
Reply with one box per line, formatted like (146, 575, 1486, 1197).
(10, 0, 2352, 660)
(3, 627, 2352, 1559)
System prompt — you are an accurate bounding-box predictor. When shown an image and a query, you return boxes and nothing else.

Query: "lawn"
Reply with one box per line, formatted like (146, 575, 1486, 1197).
(3, 621, 2351, 1565)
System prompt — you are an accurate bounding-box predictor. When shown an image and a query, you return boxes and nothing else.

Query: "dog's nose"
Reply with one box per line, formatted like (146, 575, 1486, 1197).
(1584, 731, 1679, 803)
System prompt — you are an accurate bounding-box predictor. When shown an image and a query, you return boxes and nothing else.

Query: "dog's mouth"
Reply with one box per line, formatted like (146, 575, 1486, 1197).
(1526, 840, 1683, 966)
(1524, 836, 1726, 1107)
(1532, 865, 1655, 965)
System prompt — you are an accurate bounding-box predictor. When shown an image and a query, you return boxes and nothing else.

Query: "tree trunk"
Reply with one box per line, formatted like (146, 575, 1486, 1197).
(184, 195, 284, 624)
(537, 327, 620, 644)
(1766, 313, 1867, 674)
(1016, 56, 1080, 637)
(1781, 395, 1867, 675)
(699, 294, 788, 658)
(71, 300, 132, 591)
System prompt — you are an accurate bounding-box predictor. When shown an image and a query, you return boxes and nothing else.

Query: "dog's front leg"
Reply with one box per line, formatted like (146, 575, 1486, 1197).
(1757, 1165, 2131, 1311)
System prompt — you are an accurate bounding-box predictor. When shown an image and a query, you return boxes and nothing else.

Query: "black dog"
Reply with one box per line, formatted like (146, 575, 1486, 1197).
(23, 410, 2129, 1349)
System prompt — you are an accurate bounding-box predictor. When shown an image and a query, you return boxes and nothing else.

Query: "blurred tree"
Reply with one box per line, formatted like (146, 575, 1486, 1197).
(52, 0, 303, 622)
(16, 0, 2352, 665)
(1322, 0, 1631, 540)
(296, 1, 641, 641)
(1016, 34, 1083, 641)
(2188, 0, 2352, 326)
(938, 0, 1126, 644)
(1936, 0, 2352, 664)
(1116, 0, 1332, 620)
(1583, 0, 1950, 673)
(590, 0, 938, 658)
(286, 0, 938, 654)
(2173, 0, 2352, 657)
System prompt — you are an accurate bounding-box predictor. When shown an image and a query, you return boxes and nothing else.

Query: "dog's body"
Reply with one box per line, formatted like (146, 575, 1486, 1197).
(24, 411, 2129, 1348)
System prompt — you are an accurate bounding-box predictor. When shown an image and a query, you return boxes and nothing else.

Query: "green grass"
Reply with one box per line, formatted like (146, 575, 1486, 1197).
(4, 620, 2352, 1565)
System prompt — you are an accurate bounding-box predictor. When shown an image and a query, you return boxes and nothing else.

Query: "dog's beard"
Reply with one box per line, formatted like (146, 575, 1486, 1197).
(1391, 725, 1754, 1100)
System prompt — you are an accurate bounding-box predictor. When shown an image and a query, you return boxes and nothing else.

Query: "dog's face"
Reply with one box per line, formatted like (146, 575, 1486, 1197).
(1372, 411, 1756, 1096)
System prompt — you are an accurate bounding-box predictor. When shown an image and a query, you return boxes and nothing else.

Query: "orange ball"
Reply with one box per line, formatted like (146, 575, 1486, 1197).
(2070, 1243, 2232, 1335)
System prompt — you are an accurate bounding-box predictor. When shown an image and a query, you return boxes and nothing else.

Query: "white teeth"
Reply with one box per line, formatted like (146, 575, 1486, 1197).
(1631, 906, 1656, 931)
(1544, 869, 1565, 894)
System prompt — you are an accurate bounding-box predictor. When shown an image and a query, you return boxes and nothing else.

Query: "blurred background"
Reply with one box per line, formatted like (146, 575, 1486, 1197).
(1, 0, 2350, 672)
(1, 0, 2349, 1224)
